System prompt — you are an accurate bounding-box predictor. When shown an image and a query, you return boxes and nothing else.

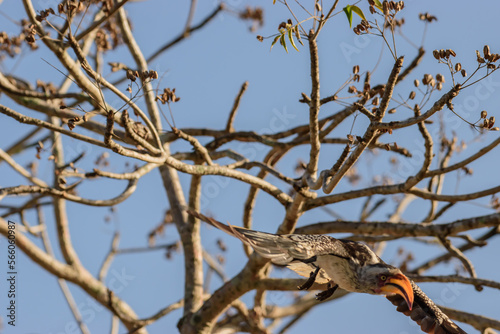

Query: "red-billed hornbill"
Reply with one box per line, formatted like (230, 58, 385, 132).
(188, 210, 467, 334)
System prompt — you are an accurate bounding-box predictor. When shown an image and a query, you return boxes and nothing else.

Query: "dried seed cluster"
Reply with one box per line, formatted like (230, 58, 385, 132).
(0, 21, 38, 60)
(476, 45, 500, 69)
(421, 73, 444, 90)
(352, 65, 361, 82)
(95, 28, 111, 51)
(38, 2, 124, 51)
(383, 0, 405, 13)
(367, 1, 406, 33)
(385, 18, 405, 29)
(479, 110, 498, 130)
(239, 7, 264, 32)
(126, 69, 158, 82)
(422, 74, 436, 87)
(454, 63, 467, 78)
(57, 1, 86, 15)
(419, 12, 437, 22)
(353, 20, 372, 35)
(432, 49, 456, 60)
(35, 8, 55, 22)
(67, 117, 81, 131)
(156, 88, 180, 104)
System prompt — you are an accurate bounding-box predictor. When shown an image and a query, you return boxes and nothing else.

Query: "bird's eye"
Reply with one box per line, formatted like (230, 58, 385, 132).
(380, 275, 387, 281)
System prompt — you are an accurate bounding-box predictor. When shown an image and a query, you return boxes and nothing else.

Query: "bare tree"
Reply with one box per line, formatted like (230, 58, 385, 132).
(0, 1, 499, 333)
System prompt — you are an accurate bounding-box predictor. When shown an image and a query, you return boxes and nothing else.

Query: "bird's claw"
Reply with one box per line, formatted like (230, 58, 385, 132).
(316, 283, 338, 301)
(298, 267, 320, 291)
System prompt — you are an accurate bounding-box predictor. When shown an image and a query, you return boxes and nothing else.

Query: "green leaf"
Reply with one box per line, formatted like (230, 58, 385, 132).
(351, 5, 366, 22)
(288, 28, 299, 52)
(373, 0, 383, 10)
(273, 0, 276, 4)
(270, 35, 280, 51)
(343, 5, 353, 27)
(280, 34, 288, 53)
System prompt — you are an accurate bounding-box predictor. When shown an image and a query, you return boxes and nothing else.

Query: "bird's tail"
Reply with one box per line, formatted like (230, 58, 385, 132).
(187, 209, 251, 245)
(187, 209, 294, 265)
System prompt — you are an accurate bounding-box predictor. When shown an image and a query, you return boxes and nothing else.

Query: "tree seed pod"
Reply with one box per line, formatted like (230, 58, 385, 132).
(481, 110, 488, 119)
(476, 50, 485, 63)
(436, 73, 444, 83)
(126, 69, 136, 81)
(489, 116, 495, 127)
(433, 50, 440, 60)
(484, 45, 491, 59)
(414, 79, 420, 87)
(353, 65, 359, 74)
(372, 96, 380, 105)
(409, 91, 416, 100)
(422, 74, 432, 85)
(455, 63, 462, 71)
(461, 69, 467, 77)
(445, 49, 451, 58)
(440, 49, 446, 59)
(388, 108, 397, 114)
(449, 49, 456, 57)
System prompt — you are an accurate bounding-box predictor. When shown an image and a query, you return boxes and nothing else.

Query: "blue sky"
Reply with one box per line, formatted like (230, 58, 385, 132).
(0, 0, 500, 333)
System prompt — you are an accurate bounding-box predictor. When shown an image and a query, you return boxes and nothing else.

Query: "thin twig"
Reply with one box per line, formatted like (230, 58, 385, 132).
(226, 81, 249, 133)
(438, 236, 477, 279)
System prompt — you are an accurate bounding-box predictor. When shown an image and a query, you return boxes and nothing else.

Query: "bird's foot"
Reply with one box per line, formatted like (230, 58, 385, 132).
(316, 283, 338, 301)
(297, 267, 320, 291)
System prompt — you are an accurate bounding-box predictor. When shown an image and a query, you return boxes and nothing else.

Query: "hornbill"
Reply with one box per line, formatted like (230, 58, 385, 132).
(188, 210, 467, 334)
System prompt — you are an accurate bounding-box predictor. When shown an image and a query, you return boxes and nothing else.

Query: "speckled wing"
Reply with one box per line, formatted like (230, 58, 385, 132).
(187, 210, 350, 283)
(386, 281, 467, 334)
(237, 231, 352, 264)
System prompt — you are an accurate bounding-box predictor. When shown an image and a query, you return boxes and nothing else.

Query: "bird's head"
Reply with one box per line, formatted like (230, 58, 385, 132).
(360, 264, 414, 310)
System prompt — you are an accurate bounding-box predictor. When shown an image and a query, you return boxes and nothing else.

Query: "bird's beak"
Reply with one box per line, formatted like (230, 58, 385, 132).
(380, 273, 414, 311)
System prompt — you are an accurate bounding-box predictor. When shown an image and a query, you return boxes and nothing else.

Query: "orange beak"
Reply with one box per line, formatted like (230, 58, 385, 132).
(379, 273, 414, 311)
